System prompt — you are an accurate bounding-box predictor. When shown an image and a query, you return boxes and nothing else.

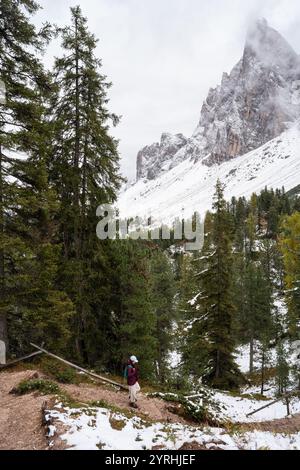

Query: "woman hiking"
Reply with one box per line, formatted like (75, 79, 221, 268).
(124, 355, 140, 408)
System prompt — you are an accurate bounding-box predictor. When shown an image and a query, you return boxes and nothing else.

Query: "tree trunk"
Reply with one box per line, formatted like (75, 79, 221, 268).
(286, 396, 290, 416)
(261, 349, 265, 395)
(0, 143, 7, 359)
(215, 349, 220, 379)
(73, 12, 81, 258)
(249, 335, 254, 373)
(0, 143, 4, 285)
(74, 15, 80, 171)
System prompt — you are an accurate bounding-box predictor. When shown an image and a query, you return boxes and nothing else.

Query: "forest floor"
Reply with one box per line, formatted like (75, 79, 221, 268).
(0, 370, 51, 450)
(0, 368, 192, 450)
(1, 368, 300, 450)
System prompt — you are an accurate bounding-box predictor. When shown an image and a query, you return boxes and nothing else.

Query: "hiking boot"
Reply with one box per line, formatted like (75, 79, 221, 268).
(129, 402, 138, 409)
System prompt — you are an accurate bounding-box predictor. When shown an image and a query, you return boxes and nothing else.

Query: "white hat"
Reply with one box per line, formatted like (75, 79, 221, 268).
(130, 355, 138, 363)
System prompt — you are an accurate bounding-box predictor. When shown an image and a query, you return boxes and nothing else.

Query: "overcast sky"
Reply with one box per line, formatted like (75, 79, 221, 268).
(35, 0, 300, 180)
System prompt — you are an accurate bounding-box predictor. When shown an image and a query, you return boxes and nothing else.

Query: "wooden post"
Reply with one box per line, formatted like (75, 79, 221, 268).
(0, 316, 7, 364)
(30, 343, 128, 390)
(0, 338, 6, 365)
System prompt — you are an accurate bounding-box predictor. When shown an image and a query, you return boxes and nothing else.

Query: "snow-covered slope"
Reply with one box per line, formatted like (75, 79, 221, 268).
(135, 19, 300, 182)
(48, 401, 300, 450)
(118, 122, 300, 224)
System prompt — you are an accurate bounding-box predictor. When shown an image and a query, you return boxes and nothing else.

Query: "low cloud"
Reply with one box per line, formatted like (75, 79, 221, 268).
(36, 0, 300, 179)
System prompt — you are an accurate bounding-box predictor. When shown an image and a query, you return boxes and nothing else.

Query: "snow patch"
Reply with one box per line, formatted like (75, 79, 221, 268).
(47, 404, 300, 450)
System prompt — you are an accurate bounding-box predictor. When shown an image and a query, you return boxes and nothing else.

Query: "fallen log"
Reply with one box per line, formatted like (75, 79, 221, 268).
(246, 390, 300, 418)
(30, 343, 128, 390)
(184, 394, 204, 401)
(0, 350, 43, 369)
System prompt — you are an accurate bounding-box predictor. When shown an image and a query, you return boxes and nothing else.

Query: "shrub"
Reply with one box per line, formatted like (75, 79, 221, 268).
(148, 391, 217, 424)
(37, 357, 78, 384)
(13, 378, 60, 395)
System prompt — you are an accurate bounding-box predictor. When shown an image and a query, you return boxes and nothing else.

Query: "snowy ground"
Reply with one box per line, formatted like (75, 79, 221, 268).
(166, 339, 300, 424)
(46, 402, 300, 450)
(235, 343, 277, 375)
(45, 337, 300, 450)
(210, 391, 300, 423)
(44, 337, 300, 450)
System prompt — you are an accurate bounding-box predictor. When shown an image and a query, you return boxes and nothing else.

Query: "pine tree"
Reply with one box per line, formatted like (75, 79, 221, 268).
(177, 253, 197, 323)
(254, 263, 275, 393)
(185, 182, 243, 390)
(276, 340, 290, 396)
(150, 248, 176, 383)
(50, 5, 122, 251)
(6, 158, 74, 355)
(179, 212, 213, 380)
(231, 197, 248, 350)
(0, 0, 72, 355)
(111, 240, 157, 379)
(49, 6, 123, 361)
(280, 212, 300, 337)
(243, 196, 259, 371)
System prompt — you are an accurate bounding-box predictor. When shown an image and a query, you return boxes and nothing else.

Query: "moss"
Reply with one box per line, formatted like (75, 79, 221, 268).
(96, 442, 106, 449)
(109, 415, 126, 431)
(69, 411, 82, 418)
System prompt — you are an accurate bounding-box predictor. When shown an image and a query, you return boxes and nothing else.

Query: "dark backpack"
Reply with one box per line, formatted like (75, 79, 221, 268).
(124, 364, 133, 379)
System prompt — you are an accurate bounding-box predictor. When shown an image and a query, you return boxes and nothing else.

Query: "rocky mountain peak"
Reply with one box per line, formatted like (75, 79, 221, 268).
(244, 18, 299, 76)
(136, 132, 187, 180)
(136, 20, 300, 181)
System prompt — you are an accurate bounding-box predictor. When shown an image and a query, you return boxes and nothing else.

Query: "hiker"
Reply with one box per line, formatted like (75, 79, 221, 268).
(124, 355, 140, 408)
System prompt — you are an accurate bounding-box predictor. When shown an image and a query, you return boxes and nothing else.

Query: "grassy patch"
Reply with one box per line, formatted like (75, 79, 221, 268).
(12, 378, 60, 395)
(34, 357, 82, 384)
(88, 399, 129, 415)
(11, 376, 90, 410)
(229, 390, 270, 401)
(241, 393, 270, 401)
(88, 399, 149, 421)
(109, 415, 127, 431)
(223, 421, 246, 435)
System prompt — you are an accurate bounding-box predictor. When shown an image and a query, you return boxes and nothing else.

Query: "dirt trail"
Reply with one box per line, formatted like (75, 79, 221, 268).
(60, 382, 189, 424)
(241, 414, 300, 433)
(0, 370, 51, 450)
